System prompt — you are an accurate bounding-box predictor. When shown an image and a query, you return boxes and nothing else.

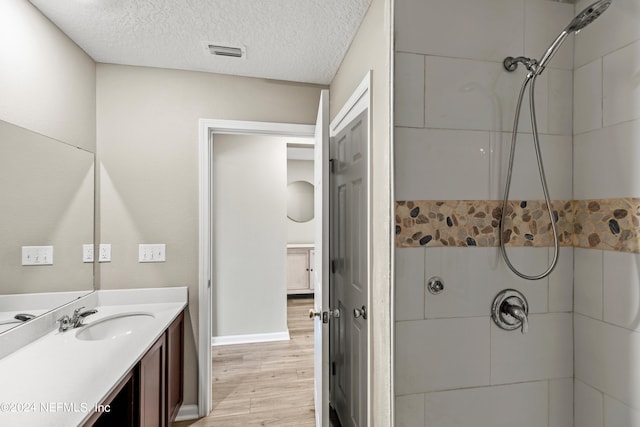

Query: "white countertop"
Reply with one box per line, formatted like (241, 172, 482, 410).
(0, 291, 91, 334)
(287, 243, 314, 249)
(0, 287, 187, 427)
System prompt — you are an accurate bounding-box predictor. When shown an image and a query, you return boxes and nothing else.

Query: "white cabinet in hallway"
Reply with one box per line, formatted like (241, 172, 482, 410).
(287, 245, 315, 295)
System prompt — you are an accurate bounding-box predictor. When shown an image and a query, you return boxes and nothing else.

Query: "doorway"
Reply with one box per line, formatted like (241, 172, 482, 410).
(196, 116, 324, 420)
(198, 80, 372, 425)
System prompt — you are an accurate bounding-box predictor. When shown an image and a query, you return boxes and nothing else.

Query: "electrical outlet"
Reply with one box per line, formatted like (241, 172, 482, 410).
(138, 244, 166, 263)
(99, 244, 111, 262)
(82, 244, 94, 263)
(22, 246, 54, 266)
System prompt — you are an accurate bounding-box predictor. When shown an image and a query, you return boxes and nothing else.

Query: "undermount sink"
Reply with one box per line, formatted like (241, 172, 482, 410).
(75, 312, 155, 341)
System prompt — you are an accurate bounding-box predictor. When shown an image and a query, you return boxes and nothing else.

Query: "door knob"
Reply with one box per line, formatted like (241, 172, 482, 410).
(353, 305, 367, 319)
(309, 309, 321, 320)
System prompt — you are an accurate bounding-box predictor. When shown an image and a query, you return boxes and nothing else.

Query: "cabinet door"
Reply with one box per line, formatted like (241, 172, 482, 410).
(83, 370, 136, 427)
(139, 334, 166, 427)
(309, 249, 315, 290)
(166, 312, 184, 423)
(287, 249, 310, 291)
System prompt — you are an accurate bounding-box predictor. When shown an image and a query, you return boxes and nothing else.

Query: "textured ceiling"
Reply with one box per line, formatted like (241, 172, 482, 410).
(27, 0, 372, 85)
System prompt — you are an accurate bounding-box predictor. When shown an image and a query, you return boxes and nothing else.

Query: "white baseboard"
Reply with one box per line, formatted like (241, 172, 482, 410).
(175, 404, 199, 421)
(211, 330, 290, 346)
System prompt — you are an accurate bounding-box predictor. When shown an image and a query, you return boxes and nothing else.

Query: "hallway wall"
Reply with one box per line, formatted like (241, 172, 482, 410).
(212, 134, 288, 338)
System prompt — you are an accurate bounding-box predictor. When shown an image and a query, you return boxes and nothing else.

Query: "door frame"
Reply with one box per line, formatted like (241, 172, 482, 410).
(197, 119, 316, 417)
(329, 71, 372, 424)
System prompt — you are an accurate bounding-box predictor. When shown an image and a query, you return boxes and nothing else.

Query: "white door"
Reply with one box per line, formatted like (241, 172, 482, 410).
(330, 110, 368, 427)
(313, 89, 330, 427)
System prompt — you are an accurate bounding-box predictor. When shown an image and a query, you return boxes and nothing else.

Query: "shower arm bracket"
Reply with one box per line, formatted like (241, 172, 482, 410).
(503, 56, 539, 74)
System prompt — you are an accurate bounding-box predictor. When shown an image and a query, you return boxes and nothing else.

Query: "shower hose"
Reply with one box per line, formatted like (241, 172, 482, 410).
(499, 72, 559, 280)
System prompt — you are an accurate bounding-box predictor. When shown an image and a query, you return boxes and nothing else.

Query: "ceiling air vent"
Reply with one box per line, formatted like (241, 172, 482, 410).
(207, 44, 244, 58)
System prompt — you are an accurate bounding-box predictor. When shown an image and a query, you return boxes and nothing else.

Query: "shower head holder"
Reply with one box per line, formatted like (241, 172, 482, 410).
(503, 56, 538, 73)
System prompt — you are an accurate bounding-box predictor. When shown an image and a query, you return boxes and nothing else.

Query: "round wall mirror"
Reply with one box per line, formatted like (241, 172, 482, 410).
(287, 180, 314, 222)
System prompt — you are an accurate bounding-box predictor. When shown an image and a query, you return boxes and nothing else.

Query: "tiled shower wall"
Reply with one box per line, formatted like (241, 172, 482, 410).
(394, 0, 576, 425)
(572, 0, 640, 424)
(394, 0, 640, 426)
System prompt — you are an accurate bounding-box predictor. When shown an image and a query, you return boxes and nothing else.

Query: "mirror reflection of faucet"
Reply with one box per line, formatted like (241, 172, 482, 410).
(0, 313, 36, 325)
(492, 289, 529, 334)
(14, 313, 36, 322)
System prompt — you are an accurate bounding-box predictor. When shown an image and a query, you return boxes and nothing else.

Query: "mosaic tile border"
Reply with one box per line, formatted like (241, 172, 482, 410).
(574, 198, 640, 253)
(395, 198, 640, 254)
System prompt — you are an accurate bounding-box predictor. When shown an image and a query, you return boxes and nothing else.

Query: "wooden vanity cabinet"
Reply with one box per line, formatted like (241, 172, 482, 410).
(139, 333, 166, 427)
(84, 311, 185, 427)
(85, 370, 137, 427)
(166, 311, 184, 422)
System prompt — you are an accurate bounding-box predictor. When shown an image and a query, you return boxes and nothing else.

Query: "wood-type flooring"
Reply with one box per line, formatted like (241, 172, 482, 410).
(173, 297, 316, 426)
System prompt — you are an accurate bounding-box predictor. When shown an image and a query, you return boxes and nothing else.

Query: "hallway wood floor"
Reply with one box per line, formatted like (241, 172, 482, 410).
(173, 297, 315, 426)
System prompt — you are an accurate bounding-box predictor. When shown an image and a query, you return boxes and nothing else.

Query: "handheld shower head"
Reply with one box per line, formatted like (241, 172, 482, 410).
(566, 0, 612, 33)
(500, 0, 613, 280)
(536, 0, 612, 74)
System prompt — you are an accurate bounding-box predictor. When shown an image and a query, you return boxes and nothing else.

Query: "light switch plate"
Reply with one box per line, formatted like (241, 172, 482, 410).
(138, 244, 166, 263)
(82, 244, 94, 263)
(99, 244, 111, 262)
(22, 246, 54, 266)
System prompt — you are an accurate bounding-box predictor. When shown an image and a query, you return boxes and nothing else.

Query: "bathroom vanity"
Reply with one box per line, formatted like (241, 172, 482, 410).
(84, 311, 184, 427)
(0, 287, 187, 427)
(0, 118, 188, 426)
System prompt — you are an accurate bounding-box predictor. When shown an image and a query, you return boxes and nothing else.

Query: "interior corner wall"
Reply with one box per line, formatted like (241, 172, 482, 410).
(329, 0, 393, 423)
(572, 0, 640, 422)
(213, 134, 288, 337)
(287, 159, 315, 244)
(96, 63, 324, 405)
(0, 0, 96, 151)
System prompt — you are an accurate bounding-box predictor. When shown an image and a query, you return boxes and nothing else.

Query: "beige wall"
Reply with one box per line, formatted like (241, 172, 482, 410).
(0, 121, 94, 295)
(96, 63, 324, 404)
(213, 134, 288, 337)
(3, 0, 387, 414)
(0, 0, 96, 151)
(0, 0, 95, 322)
(329, 0, 393, 424)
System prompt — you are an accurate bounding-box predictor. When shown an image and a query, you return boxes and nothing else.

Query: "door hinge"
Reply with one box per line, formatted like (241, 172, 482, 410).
(332, 362, 336, 376)
(329, 158, 335, 173)
(331, 260, 337, 274)
(208, 279, 211, 289)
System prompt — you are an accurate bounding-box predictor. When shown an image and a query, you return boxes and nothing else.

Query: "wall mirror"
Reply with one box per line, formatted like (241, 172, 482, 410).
(287, 180, 314, 223)
(0, 120, 94, 333)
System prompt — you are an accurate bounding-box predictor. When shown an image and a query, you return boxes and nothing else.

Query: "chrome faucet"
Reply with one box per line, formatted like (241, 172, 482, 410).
(503, 301, 529, 334)
(57, 307, 97, 332)
(491, 289, 529, 334)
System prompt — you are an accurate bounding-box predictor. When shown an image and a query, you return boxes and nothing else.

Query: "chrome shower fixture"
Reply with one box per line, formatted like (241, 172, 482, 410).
(504, 0, 612, 76)
(499, 0, 611, 280)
